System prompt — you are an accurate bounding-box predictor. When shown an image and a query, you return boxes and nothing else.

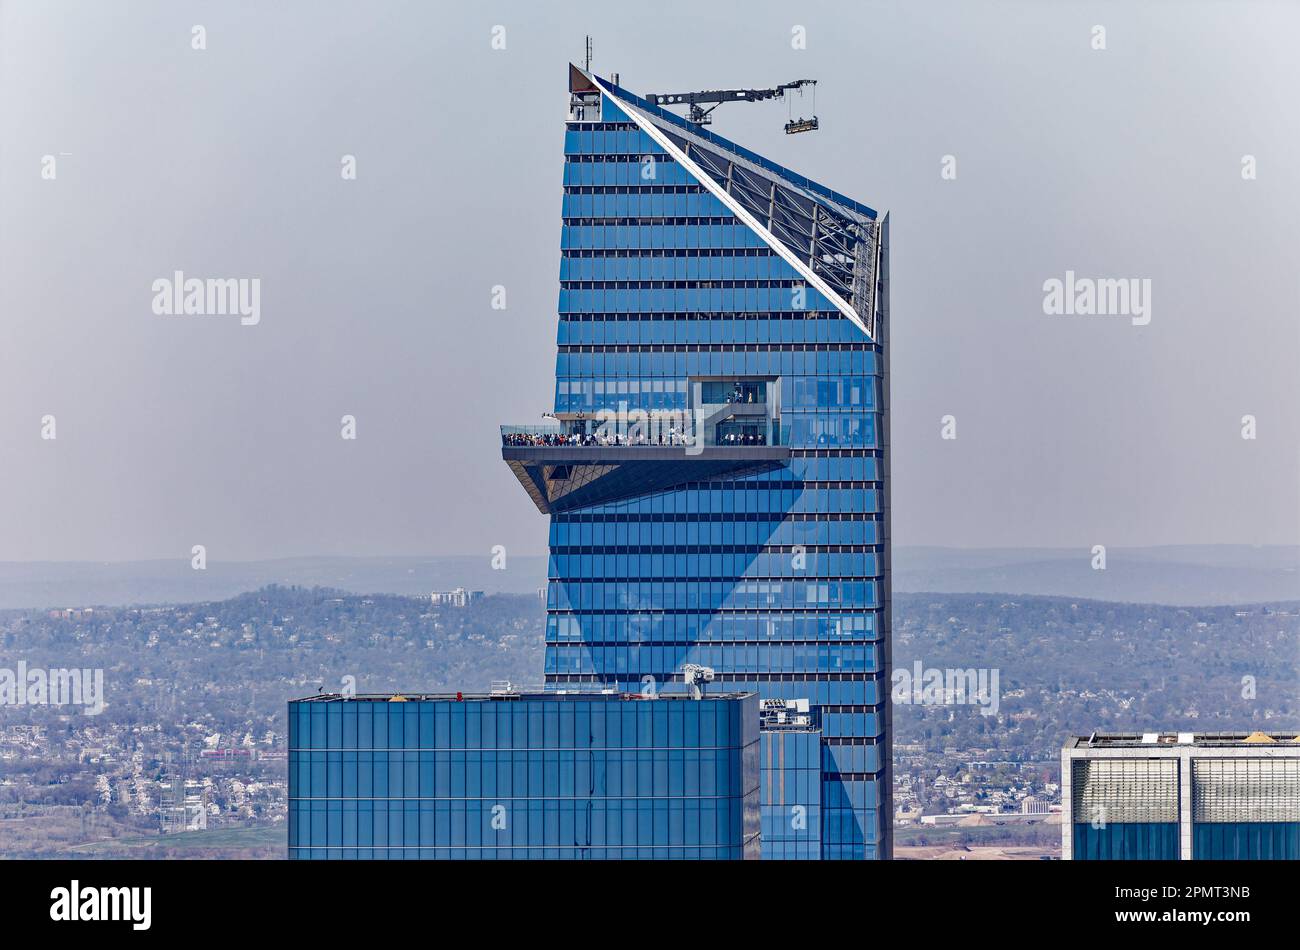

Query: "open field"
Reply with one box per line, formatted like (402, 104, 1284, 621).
(893, 821, 1062, 861)
(896, 844, 1058, 860)
(64, 824, 284, 859)
(0, 809, 284, 860)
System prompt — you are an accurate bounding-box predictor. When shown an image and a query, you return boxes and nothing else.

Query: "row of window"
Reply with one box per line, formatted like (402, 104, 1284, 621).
(760, 840, 822, 859)
(553, 492, 883, 511)
(732, 454, 876, 481)
(549, 552, 881, 580)
(762, 800, 822, 827)
(289, 700, 752, 752)
(546, 612, 878, 644)
(795, 380, 885, 410)
(562, 191, 728, 219)
(558, 340, 874, 348)
(290, 750, 754, 800)
(556, 378, 875, 412)
(801, 416, 880, 447)
(553, 499, 878, 527)
(555, 485, 883, 516)
(820, 810, 876, 848)
(561, 495, 883, 511)
(560, 253, 797, 281)
(550, 580, 880, 612)
(560, 247, 798, 259)
(563, 160, 691, 187)
(547, 513, 883, 531)
(549, 521, 883, 539)
(556, 348, 877, 377)
(561, 280, 822, 290)
(290, 845, 751, 860)
(566, 586, 884, 609)
(551, 509, 882, 523)
(808, 780, 881, 813)
(545, 644, 878, 677)
(561, 223, 772, 252)
(537, 677, 883, 712)
(564, 126, 661, 156)
(762, 729, 824, 775)
(558, 286, 842, 315)
(554, 379, 865, 416)
(289, 796, 754, 850)
(549, 519, 881, 549)
(558, 319, 867, 344)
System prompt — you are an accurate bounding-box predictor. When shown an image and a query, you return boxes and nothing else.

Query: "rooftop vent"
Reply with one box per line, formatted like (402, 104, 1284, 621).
(1242, 731, 1276, 744)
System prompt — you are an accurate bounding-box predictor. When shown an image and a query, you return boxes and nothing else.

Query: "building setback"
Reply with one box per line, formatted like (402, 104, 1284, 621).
(288, 692, 760, 859)
(1063, 732, 1300, 860)
(501, 65, 891, 860)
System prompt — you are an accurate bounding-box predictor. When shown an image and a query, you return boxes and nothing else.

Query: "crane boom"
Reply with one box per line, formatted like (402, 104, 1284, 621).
(646, 79, 819, 131)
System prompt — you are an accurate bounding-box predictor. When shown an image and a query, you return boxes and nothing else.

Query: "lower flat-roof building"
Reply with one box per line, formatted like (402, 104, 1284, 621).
(289, 690, 759, 859)
(1063, 732, 1300, 860)
(759, 698, 822, 860)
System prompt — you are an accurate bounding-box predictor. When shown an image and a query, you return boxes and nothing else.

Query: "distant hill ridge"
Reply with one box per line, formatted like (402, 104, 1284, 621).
(0, 545, 1294, 610)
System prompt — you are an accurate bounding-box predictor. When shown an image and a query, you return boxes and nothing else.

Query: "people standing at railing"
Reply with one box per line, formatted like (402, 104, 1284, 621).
(507, 424, 771, 448)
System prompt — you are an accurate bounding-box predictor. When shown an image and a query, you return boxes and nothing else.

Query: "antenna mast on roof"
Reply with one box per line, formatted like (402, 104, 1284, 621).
(582, 37, 618, 87)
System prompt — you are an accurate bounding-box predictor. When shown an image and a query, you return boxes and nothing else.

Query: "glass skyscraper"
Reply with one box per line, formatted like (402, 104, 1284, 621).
(503, 65, 891, 859)
(288, 692, 760, 859)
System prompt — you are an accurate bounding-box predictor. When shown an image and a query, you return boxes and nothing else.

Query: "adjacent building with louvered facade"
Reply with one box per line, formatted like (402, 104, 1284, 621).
(1063, 732, 1300, 860)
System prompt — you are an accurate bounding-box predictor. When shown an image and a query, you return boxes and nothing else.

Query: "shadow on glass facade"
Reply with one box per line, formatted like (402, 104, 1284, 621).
(288, 693, 759, 860)
(502, 64, 892, 860)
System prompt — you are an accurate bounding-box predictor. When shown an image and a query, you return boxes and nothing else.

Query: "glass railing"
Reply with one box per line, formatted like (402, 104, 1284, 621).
(502, 420, 785, 449)
(503, 425, 695, 448)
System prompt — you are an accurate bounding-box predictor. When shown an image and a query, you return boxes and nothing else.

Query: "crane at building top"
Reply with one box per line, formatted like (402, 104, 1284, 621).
(645, 79, 820, 133)
(578, 37, 819, 134)
(682, 664, 716, 700)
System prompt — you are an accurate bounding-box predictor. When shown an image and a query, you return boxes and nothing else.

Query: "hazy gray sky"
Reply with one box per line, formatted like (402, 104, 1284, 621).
(2, 0, 1297, 562)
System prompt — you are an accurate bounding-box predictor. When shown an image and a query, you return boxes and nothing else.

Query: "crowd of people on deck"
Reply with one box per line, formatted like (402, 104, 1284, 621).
(504, 427, 768, 447)
(503, 428, 695, 447)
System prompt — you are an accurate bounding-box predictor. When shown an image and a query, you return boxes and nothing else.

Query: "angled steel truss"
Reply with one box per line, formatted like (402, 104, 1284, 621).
(660, 128, 878, 334)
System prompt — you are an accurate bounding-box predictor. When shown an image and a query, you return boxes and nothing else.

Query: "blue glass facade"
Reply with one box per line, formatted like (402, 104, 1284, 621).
(1193, 822, 1300, 859)
(288, 693, 760, 859)
(1076, 821, 1300, 860)
(519, 68, 892, 860)
(760, 721, 823, 860)
(1072, 822, 1179, 860)
(1192, 755, 1300, 859)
